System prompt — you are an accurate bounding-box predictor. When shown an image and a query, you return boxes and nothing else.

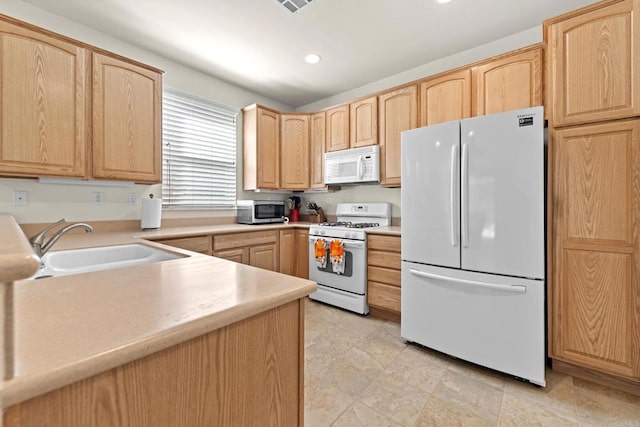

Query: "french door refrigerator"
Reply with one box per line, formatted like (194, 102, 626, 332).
(400, 106, 545, 386)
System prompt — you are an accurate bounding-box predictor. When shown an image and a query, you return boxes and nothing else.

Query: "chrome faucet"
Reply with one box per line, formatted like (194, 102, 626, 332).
(29, 219, 93, 258)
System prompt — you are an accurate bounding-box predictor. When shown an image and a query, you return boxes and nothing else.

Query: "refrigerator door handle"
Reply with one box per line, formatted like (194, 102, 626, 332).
(461, 143, 469, 248)
(450, 145, 459, 247)
(409, 269, 527, 294)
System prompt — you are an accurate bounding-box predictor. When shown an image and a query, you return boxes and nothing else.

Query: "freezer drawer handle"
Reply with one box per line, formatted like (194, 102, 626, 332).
(409, 269, 526, 294)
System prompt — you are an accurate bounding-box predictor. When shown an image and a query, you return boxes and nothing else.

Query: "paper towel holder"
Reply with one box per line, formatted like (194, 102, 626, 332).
(141, 193, 162, 231)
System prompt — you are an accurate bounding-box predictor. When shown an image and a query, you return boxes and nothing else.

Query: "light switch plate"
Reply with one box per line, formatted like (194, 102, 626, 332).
(92, 191, 104, 205)
(13, 190, 28, 206)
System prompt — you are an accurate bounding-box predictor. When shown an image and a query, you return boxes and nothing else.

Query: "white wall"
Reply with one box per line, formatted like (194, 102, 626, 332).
(0, 0, 293, 224)
(295, 26, 542, 219)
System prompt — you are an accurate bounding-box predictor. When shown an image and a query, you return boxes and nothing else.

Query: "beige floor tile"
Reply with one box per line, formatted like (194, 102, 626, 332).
(359, 371, 432, 425)
(357, 328, 407, 368)
(382, 345, 451, 393)
(316, 347, 386, 398)
(574, 379, 640, 426)
(502, 369, 578, 423)
(498, 392, 578, 426)
(414, 395, 495, 427)
(305, 383, 354, 427)
(447, 359, 509, 391)
(432, 368, 504, 423)
(331, 400, 402, 427)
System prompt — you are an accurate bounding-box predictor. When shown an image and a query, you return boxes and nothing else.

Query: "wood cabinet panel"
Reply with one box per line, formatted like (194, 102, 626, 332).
(243, 105, 280, 190)
(326, 104, 349, 152)
(350, 96, 378, 148)
(310, 112, 326, 189)
(420, 69, 471, 126)
(368, 266, 401, 287)
(92, 53, 162, 183)
(155, 236, 212, 255)
(368, 250, 401, 270)
(295, 230, 309, 279)
(213, 231, 278, 251)
(378, 85, 418, 187)
(214, 248, 247, 264)
(4, 300, 304, 427)
(474, 48, 542, 116)
(250, 244, 278, 271)
(548, 0, 640, 126)
(551, 119, 640, 380)
(279, 229, 296, 276)
(368, 234, 401, 252)
(0, 20, 89, 178)
(280, 114, 310, 190)
(368, 281, 401, 313)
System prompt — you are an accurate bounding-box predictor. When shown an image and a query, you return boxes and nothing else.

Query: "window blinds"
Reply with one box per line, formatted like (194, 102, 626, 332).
(162, 88, 238, 208)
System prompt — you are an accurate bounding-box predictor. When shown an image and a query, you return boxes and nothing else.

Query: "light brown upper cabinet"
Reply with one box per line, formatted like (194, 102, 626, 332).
(0, 20, 90, 179)
(243, 105, 280, 190)
(547, 0, 640, 127)
(350, 96, 378, 147)
(419, 69, 472, 127)
(0, 17, 163, 183)
(550, 119, 640, 380)
(310, 112, 326, 189)
(92, 54, 162, 183)
(378, 85, 418, 187)
(326, 104, 350, 152)
(473, 48, 543, 116)
(280, 114, 310, 190)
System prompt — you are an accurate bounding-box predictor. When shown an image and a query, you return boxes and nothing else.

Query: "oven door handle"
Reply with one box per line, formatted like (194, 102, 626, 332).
(308, 237, 365, 248)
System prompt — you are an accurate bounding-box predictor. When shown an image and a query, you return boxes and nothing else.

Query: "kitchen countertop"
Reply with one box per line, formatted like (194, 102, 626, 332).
(0, 218, 317, 409)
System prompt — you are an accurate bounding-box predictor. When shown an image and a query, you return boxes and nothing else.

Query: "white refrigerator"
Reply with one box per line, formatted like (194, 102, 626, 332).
(400, 106, 546, 386)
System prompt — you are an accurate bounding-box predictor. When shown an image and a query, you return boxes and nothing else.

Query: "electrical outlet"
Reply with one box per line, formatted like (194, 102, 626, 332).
(92, 191, 104, 205)
(13, 190, 28, 206)
(128, 193, 139, 205)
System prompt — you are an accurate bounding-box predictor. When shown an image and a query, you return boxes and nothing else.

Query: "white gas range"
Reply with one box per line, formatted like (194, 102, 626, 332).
(308, 202, 391, 314)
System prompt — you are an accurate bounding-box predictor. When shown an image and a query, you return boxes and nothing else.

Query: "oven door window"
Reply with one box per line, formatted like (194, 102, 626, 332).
(255, 204, 284, 219)
(315, 251, 353, 277)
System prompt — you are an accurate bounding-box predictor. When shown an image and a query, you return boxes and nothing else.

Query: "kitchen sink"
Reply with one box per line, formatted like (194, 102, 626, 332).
(30, 243, 186, 279)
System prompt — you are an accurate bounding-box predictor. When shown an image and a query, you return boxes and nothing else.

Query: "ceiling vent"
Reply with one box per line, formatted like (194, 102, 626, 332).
(276, 0, 314, 14)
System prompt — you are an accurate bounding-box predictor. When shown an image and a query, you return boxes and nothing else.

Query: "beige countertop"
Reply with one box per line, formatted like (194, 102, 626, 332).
(0, 219, 317, 409)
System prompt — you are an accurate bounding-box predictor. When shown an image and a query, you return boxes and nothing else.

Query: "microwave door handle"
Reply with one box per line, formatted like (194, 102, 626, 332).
(357, 155, 364, 179)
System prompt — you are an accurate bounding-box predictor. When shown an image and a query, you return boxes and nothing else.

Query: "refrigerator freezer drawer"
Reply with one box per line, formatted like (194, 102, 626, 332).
(401, 261, 546, 386)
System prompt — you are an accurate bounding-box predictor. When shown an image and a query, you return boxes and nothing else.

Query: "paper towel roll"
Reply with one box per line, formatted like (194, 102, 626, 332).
(141, 198, 162, 230)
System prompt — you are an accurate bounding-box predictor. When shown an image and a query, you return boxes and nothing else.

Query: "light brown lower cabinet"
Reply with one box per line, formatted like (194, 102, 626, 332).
(153, 235, 212, 255)
(4, 300, 305, 427)
(367, 234, 401, 322)
(550, 119, 640, 387)
(280, 229, 310, 279)
(213, 230, 279, 272)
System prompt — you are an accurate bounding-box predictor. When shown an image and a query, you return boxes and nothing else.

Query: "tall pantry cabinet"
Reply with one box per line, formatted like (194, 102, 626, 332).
(546, 0, 640, 391)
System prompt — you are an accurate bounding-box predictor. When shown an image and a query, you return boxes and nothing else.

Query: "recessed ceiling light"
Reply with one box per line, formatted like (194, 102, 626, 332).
(305, 53, 321, 64)
(436, 0, 452, 3)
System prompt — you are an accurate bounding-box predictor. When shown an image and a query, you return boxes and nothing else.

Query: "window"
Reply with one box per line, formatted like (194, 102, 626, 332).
(162, 88, 238, 208)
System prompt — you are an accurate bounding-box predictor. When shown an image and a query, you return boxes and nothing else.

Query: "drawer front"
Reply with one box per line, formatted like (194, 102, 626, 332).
(157, 236, 211, 255)
(368, 265, 401, 287)
(368, 281, 401, 312)
(368, 250, 401, 269)
(368, 234, 401, 252)
(213, 230, 278, 251)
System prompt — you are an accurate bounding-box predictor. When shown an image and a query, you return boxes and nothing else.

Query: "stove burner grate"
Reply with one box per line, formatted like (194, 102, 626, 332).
(316, 221, 380, 228)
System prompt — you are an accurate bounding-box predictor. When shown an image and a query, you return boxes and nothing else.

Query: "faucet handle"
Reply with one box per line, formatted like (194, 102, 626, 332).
(28, 218, 66, 245)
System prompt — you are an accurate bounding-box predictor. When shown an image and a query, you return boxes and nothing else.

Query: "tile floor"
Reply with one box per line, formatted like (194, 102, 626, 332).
(303, 298, 640, 426)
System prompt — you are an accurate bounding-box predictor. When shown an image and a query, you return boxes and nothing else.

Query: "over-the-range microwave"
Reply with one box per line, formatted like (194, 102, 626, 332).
(324, 145, 380, 185)
(236, 200, 285, 224)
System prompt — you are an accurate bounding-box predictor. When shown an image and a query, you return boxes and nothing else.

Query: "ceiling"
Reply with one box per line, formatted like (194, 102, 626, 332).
(24, 0, 600, 108)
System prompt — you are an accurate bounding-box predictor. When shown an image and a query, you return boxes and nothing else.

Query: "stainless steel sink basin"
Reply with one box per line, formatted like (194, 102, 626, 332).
(30, 244, 185, 279)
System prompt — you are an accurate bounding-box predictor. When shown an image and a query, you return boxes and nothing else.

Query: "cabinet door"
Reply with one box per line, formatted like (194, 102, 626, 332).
(280, 114, 309, 190)
(310, 112, 326, 189)
(295, 229, 309, 279)
(473, 48, 542, 116)
(279, 229, 296, 275)
(548, 0, 640, 126)
(250, 244, 278, 272)
(92, 53, 162, 183)
(551, 119, 640, 379)
(214, 248, 247, 264)
(257, 108, 280, 188)
(350, 96, 378, 148)
(155, 236, 211, 255)
(0, 21, 89, 178)
(378, 85, 418, 187)
(326, 104, 349, 152)
(420, 69, 471, 126)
